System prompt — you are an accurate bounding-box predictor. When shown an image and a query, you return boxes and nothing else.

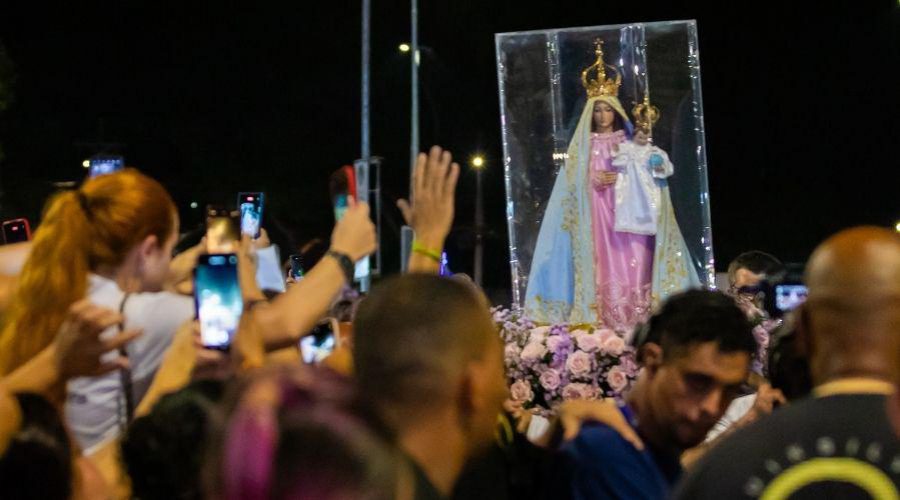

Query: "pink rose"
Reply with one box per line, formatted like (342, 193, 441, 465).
(504, 344, 520, 360)
(569, 329, 590, 341)
(539, 369, 562, 391)
(528, 326, 551, 344)
(601, 335, 626, 356)
(561, 383, 596, 400)
(575, 333, 603, 353)
(520, 342, 547, 362)
(596, 328, 616, 342)
(606, 366, 629, 393)
(566, 350, 593, 378)
(509, 379, 534, 403)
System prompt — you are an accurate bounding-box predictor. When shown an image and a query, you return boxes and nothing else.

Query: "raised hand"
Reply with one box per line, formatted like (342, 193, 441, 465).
(397, 145, 461, 250)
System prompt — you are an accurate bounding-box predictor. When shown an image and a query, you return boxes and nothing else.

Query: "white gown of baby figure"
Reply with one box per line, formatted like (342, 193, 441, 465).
(610, 128, 674, 236)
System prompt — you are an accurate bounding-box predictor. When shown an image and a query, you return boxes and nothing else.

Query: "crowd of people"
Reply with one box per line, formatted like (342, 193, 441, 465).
(0, 144, 898, 500)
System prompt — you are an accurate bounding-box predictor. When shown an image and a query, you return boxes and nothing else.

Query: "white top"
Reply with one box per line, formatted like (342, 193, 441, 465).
(611, 141, 674, 236)
(705, 393, 757, 442)
(66, 274, 194, 451)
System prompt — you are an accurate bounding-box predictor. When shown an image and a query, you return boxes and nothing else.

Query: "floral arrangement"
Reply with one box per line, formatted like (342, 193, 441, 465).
(494, 307, 639, 416)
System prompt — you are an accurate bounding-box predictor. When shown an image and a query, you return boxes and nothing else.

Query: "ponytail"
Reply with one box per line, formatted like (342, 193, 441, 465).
(0, 169, 176, 374)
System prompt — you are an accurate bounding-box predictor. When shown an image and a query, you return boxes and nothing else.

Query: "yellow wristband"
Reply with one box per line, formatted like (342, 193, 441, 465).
(412, 240, 442, 263)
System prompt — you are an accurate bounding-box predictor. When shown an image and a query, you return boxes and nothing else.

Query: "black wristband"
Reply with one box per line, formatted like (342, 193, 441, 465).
(327, 250, 355, 284)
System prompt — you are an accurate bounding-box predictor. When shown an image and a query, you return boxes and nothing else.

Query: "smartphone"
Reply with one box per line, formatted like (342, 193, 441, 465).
(237, 192, 264, 239)
(206, 215, 240, 254)
(194, 254, 243, 350)
(88, 156, 124, 178)
(300, 318, 338, 364)
(329, 165, 370, 281)
(289, 254, 305, 280)
(2, 219, 31, 244)
(774, 283, 808, 313)
(329, 166, 357, 222)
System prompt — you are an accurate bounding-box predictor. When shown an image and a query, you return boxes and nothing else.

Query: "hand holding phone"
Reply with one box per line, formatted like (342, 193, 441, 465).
(194, 254, 243, 350)
(330, 166, 358, 222)
(329, 202, 376, 263)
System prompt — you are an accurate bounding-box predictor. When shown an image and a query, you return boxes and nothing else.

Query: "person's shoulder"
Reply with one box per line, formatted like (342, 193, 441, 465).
(127, 290, 193, 313)
(563, 421, 641, 462)
(125, 291, 194, 331)
(690, 395, 889, 472)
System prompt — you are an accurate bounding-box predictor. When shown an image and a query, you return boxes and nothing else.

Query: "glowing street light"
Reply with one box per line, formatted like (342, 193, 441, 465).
(190, 202, 199, 209)
(470, 153, 487, 286)
(895, 220, 900, 233)
(82, 159, 90, 168)
(399, 43, 411, 53)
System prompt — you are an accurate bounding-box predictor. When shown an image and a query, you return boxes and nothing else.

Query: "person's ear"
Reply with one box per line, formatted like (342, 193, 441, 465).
(139, 234, 161, 260)
(639, 342, 663, 375)
(455, 369, 476, 431)
(457, 360, 491, 428)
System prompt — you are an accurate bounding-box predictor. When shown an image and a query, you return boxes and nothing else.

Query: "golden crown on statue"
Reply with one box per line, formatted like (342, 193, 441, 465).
(632, 94, 660, 131)
(581, 39, 622, 98)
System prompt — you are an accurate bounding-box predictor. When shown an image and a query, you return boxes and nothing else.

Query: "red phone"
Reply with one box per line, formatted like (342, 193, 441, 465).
(2, 219, 31, 244)
(329, 165, 358, 221)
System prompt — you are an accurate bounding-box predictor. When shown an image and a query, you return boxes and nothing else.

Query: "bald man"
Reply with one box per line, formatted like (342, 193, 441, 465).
(675, 227, 900, 499)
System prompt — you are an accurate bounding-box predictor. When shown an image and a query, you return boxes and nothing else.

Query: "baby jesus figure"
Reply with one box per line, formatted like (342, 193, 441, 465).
(610, 125, 674, 236)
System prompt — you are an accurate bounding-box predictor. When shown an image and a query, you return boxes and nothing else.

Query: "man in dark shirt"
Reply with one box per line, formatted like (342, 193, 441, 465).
(354, 274, 508, 500)
(559, 289, 758, 499)
(676, 227, 900, 499)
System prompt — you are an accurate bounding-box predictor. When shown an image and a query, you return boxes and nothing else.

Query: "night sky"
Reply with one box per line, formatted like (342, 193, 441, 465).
(0, 1, 896, 300)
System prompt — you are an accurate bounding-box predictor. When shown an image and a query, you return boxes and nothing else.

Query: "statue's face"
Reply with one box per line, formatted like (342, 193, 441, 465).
(634, 129, 651, 146)
(593, 101, 616, 131)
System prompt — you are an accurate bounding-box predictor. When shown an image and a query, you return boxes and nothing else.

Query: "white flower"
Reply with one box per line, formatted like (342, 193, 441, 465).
(520, 342, 547, 362)
(528, 326, 551, 344)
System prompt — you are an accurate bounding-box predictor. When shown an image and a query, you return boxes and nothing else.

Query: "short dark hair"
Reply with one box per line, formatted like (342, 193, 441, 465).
(642, 289, 756, 360)
(0, 393, 73, 500)
(121, 380, 225, 500)
(353, 274, 495, 427)
(727, 251, 785, 284)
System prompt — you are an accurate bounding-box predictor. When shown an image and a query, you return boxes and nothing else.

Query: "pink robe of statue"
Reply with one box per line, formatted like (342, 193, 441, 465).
(589, 131, 655, 331)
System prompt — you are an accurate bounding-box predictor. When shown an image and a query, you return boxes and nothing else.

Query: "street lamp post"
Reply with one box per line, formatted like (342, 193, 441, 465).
(471, 155, 485, 287)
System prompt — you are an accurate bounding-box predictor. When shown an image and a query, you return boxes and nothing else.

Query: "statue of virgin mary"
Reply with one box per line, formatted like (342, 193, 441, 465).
(524, 40, 699, 331)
